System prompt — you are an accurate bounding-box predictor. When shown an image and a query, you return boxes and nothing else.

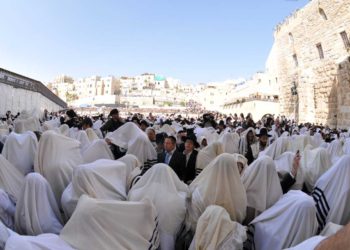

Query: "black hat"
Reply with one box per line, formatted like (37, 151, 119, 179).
(185, 134, 200, 148)
(257, 128, 271, 137)
(109, 109, 119, 116)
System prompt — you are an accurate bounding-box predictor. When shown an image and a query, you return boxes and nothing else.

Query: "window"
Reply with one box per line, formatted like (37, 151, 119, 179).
(340, 31, 350, 49)
(316, 43, 324, 59)
(293, 54, 298, 67)
(288, 33, 294, 44)
(318, 8, 328, 20)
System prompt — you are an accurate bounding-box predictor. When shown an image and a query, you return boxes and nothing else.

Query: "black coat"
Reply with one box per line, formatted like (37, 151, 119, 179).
(158, 150, 186, 180)
(183, 150, 198, 183)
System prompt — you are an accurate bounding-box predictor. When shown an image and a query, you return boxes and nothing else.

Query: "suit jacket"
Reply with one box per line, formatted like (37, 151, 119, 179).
(158, 150, 186, 180)
(183, 150, 198, 183)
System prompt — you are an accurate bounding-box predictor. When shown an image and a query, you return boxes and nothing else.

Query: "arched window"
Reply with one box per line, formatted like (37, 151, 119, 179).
(319, 8, 328, 20)
(288, 32, 294, 44)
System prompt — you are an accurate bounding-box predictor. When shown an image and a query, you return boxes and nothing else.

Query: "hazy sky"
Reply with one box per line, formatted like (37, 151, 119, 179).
(0, 0, 309, 84)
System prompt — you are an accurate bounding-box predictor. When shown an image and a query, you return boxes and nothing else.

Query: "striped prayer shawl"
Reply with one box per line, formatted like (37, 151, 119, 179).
(312, 187, 330, 233)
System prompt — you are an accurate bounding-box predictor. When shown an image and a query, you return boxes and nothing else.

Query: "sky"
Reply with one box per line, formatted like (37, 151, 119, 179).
(0, 0, 309, 84)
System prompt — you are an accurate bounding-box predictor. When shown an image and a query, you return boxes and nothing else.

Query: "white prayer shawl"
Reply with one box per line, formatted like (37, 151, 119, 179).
(160, 124, 176, 136)
(313, 155, 350, 229)
(343, 137, 350, 154)
(290, 135, 314, 153)
(82, 139, 114, 164)
(326, 139, 344, 164)
(0, 155, 24, 203)
(0, 220, 9, 249)
(218, 132, 240, 154)
(0, 189, 15, 230)
(251, 190, 318, 250)
(60, 195, 160, 250)
(85, 128, 99, 142)
(106, 122, 157, 165)
(2, 131, 38, 175)
(189, 205, 247, 250)
(283, 236, 325, 250)
(320, 222, 343, 237)
(61, 159, 128, 218)
(117, 154, 142, 193)
(233, 153, 248, 174)
(195, 127, 219, 145)
(72, 130, 90, 153)
(311, 133, 324, 148)
(57, 124, 69, 137)
(195, 142, 224, 174)
(260, 137, 292, 160)
(13, 117, 40, 134)
(42, 118, 60, 132)
(5, 233, 74, 250)
(34, 130, 83, 204)
(93, 119, 103, 130)
(15, 173, 63, 236)
(274, 152, 304, 190)
(242, 156, 283, 217)
(128, 164, 189, 250)
(301, 147, 331, 193)
(188, 153, 247, 231)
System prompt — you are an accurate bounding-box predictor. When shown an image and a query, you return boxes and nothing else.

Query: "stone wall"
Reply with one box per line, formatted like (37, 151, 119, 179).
(267, 0, 350, 128)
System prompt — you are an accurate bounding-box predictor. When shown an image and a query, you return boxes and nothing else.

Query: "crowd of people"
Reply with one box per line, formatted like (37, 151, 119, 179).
(0, 107, 349, 249)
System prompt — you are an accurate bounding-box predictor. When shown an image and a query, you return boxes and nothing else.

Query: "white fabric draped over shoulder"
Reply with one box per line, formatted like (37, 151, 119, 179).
(13, 117, 40, 134)
(60, 195, 160, 250)
(61, 159, 128, 218)
(250, 190, 318, 250)
(15, 173, 63, 236)
(0, 189, 15, 230)
(188, 153, 247, 231)
(260, 137, 291, 160)
(301, 147, 331, 193)
(2, 131, 38, 175)
(82, 139, 114, 163)
(106, 122, 157, 166)
(0, 155, 24, 203)
(195, 141, 224, 174)
(218, 132, 240, 154)
(274, 152, 303, 190)
(85, 128, 99, 142)
(233, 153, 248, 174)
(128, 163, 189, 250)
(189, 205, 247, 250)
(72, 130, 90, 153)
(313, 155, 350, 229)
(242, 155, 282, 217)
(290, 135, 314, 153)
(327, 139, 344, 164)
(283, 236, 325, 250)
(117, 154, 142, 192)
(34, 130, 83, 204)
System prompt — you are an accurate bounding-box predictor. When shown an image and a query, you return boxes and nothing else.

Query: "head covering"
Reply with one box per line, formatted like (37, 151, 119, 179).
(0, 220, 10, 249)
(82, 139, 114, 164)
(290, 135, 313, 153)
(190, 205, 247, 250)
(242, 155, 283, 217)
(195, 142, 224, 175)
(61, 159, 128, 218)
(256, 128, 271, 137)
(72, 130, 90, 153)
(233, 153, 248, 174)
(34, 130, 83, 204)
(326, 139, 344, 164)
(15, 173, 63, 235)
(260, 137, 291, 160)
(85, 127, 99, 142)
(313, 155, 350, 231)
(239, 128, 257, 155)
(274, 152, 304, 190)
(0, 155, 24, 203)
(0, 189, 15, 230)
(218, 132, 240, 154)
(13, 117, 40, 134)
(60, 195, 160, 250)
(2, 131, 38, 175)
(312, 132, 324, 148)
(117, 154, 142, 192)
(128, 163, 189, 250)
(160, 124, 176, 136)
(301, 147, 331, 193)
(188, 153, 247, 231)
(250, 190, 318, 250)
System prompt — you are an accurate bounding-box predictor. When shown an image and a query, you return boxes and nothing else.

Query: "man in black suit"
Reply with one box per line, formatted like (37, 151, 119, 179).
(183, 135, 199, 184)
(158, 136, 186, 180)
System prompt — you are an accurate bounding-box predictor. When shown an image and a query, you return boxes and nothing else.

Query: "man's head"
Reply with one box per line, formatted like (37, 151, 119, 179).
(140, 120, 149, 131)
(109, 109, 119, 122)
(164, 136, 177, 153)
(257, 128, 270, 147)
(184, 135, 198, 153)
(146, 127, 156, 141)
(81, 117, 93, 130)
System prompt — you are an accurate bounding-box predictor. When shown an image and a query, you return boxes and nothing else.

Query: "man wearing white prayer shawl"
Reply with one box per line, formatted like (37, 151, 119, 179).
(0, 155, 25, 203)
(245, 190, 318, 250)
(129, 163, 189, 250)
(13, 117, 40, 134)
(0, 189, 15, 230)
(301, 147, 331, 193)
(259, 137, 291, 160)
(15, 173, 63, 236)
(81, 139, 114, 163)
(2, 131, 38, 175)
(189, 205, 247, 250)
(218, 132, 240, 154)
(195, 141, 224, 176)
(290, 135, 314, 153)
(85, 127, 99, 142)
(187, 153, 247, 233)
(312, 155, 350, 232)
(117, 154, 142, 192)
(34, 130, 83, 204)
(106, 122, 158, 172)
(71, 130, 90, 153)
(233, 153, 248, 175)
(326, 139, 344, 164)
(61, 159, 128, 218)
(242, 155, 283, 224)
(60, 195, 160, 250)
